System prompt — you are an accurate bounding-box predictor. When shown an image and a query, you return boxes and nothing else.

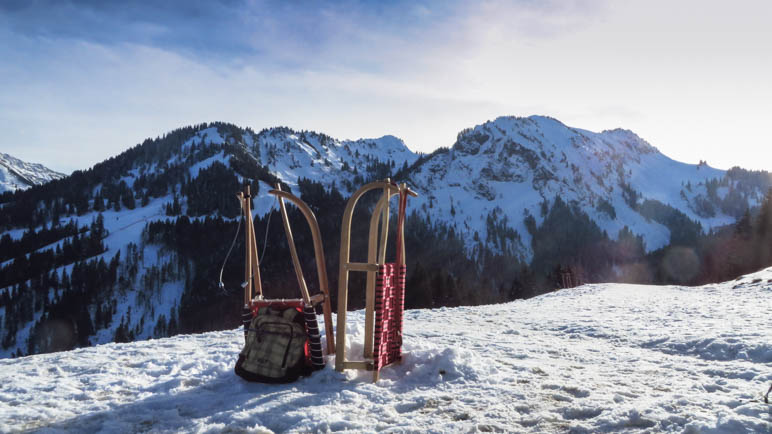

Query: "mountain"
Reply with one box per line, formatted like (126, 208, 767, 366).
(404, 116, 772, 284)
(1, 118, 771, 360)
(0, 152, 65, 193)
(406, 115, 762, 261)
(2, 268, 770, 432)
(0, 122, 421, 359)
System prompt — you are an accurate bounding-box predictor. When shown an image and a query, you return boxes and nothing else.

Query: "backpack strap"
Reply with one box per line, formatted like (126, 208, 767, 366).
(257, 306, 271, 317)
(282, 306, 300, 321)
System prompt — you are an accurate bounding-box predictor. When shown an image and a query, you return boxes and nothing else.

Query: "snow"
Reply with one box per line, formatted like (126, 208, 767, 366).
(181, 127, 224, 152)
(407, 115, 753, 258)
(0, 152, 65, 193)
(3, 228, 32, 241)
(0, 194, 185, 357)
(628, 152, 732, 229)
(251, 128, 417, 193)
(2, 270, 770, 433)
(0, 164, 28, 192)
(188, 151, 230, 178)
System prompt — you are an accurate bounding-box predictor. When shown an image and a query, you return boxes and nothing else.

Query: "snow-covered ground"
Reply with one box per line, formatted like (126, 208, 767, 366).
(1, 270, 771, 433)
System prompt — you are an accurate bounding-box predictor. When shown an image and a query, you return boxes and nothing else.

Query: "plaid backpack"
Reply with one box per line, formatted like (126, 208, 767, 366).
(235, 306, 311, 383)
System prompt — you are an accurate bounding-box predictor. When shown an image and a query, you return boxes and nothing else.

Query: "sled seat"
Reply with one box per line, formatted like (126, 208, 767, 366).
(372, 262, 406, 371)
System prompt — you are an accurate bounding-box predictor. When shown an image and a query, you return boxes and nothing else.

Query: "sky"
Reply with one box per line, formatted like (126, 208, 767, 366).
(0, 0, 770, 174)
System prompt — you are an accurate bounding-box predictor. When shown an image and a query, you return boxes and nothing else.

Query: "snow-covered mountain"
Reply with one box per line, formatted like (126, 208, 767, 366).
(0, 123, 421, 359)
(2, 268, 770, 432)
(1, 118, 770, 361)
(0, 152, 65, 193)
(247, 127, 416, 189)
(406, 115, 763, 261)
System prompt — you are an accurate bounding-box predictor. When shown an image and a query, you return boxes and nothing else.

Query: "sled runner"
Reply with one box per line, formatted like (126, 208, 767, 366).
(234, 183, 334, 382)
(335, 180, 416, 382)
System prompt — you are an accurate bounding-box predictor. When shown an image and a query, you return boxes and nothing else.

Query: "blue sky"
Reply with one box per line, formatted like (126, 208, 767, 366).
(1, 0, 770, 174)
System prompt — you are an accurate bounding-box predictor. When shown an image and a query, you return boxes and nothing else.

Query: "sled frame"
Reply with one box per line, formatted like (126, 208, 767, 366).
(239, 183, 335, 354)
(335, 179, 416, 381)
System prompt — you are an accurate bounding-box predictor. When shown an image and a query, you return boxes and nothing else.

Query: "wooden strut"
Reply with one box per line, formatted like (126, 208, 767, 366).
(335, 179, 417, 380)
(269, 184, 335, 354)
(276, 184, 312, 304)
(239, 185, 263, 306)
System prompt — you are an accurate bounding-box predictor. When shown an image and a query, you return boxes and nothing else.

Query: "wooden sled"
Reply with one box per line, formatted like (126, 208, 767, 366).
(238, 183, 335, 367)
(335, 179, 416, 381)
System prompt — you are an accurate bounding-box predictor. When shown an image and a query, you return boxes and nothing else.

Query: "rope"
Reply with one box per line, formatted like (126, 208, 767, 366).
(218, 215, 242, 293)
(259, 205, 273, 266)
(241, 206, 274, 291)
(220, 194, 274, 294)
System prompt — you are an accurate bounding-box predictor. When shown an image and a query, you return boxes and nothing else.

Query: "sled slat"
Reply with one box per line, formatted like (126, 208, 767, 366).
(346, 262, 379, 272)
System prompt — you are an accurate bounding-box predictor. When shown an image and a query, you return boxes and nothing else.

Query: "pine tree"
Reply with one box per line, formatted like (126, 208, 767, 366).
(735, 209, 752, 238)
(93, 191, 103, 211)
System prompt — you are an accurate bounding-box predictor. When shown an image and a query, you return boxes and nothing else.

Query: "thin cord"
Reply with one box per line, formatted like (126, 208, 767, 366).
(218, 215, 242, 291)
(240, 203, 275, 292)
(258, 206, 273, 266)
(220, 186, 276, 293)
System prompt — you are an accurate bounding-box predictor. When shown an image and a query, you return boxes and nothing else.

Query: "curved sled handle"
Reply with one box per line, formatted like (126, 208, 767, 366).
(269, 185, 335, 354)
(274, 184, 312, 304)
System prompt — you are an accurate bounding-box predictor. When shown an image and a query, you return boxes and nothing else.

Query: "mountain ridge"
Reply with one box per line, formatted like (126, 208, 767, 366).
(404, 115, 758, 261)
(0, 152, 65, 193)
(1, 116, 770, 359)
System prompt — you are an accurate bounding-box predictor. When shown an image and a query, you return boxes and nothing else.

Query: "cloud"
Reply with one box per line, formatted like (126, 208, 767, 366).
(0, 0, 607, 68)
(1, 1, 247, 55)
(1, 0, 770, 173)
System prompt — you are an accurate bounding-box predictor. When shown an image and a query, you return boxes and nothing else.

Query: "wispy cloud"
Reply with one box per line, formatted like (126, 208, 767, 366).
(1, 0, 606, 70)
(0, 0, 770, 173)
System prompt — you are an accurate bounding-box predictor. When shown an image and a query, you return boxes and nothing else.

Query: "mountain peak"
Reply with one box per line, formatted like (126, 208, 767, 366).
(0, 152, 65, 193)
(372, 134, 407, 148)
(343, 134, 412, 155)
(408, 114, 748, 261)
(599, 128, 659, 155)
(451, 115, 658, 159)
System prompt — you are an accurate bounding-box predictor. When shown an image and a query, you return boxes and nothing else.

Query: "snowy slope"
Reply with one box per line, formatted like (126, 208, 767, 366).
(0, 123, 420, 359)
(0, 152, 65, 193)
(176, 126, 418, 210)
(1, 118, 768, 361)
(407, 116, 749, 260)
(249, 128, 417, 193)
(2, 270, 770, 433)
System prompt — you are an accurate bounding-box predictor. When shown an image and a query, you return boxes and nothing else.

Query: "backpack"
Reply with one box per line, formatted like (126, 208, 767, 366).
(235, 306, 311, 383)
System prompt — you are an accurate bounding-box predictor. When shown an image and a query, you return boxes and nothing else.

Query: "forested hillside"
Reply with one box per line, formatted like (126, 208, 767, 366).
(1, 118, 771, 358)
